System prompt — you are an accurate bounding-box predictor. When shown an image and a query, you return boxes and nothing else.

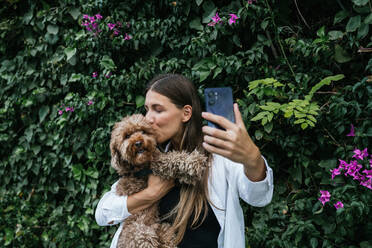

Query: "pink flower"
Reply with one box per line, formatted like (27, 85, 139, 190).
(95, 14, 103, 20)
(247, 0, 257, 4)
(362, 169, 372, 179)
(92, 72, 98, 78)
(228, 14, 239, 25)
(208, 12, 222, 26)
(360, 178, 372, 189)
(105, 72, 112, 78)
(352, 148, 368, 160)
(83, 14, 89, 19)
(124, 33, 132, 40)
(114, 30, 120, 36)
(330, 168, 341, 180)
(108, 23, 116, 30)
(58, 110, 63, 115)
(87, 100, 94, 106)
(346, 124, 355, 136)
(334, 201, 344, 209)
(65, 107, 75, 112)
(318, 190, 331, 205)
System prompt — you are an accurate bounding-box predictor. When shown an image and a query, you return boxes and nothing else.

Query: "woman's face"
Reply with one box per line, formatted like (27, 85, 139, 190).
(145, 90, 189, 146)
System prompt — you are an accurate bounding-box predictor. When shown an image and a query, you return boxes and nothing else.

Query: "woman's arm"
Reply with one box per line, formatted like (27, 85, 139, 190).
(201, 103, 267, 181)
(127, 175, 175, 213)
(95, 175, 174, 226)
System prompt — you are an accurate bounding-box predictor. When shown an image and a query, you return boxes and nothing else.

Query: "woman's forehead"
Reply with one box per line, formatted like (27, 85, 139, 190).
(145, 90, 172, 107)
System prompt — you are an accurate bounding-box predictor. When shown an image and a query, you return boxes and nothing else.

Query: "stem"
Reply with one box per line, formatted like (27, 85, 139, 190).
(293, 0, 310, 29)
(264, 0, 296, 80)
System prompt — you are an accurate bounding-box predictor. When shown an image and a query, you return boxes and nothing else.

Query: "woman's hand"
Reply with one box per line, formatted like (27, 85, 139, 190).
(201, 103, 266, 181)
(145, 174, 175, 201)
(127, 175, 174, 214)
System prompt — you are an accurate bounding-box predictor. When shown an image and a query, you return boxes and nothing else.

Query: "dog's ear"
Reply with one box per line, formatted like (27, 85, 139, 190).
(111, 147, 131, 175)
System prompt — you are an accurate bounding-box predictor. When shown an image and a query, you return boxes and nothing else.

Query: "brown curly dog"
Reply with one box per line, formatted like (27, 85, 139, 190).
(110, 114, 208, 248)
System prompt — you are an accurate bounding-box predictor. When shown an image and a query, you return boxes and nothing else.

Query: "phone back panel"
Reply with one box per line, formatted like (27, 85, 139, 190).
(204, 87, 235, 130)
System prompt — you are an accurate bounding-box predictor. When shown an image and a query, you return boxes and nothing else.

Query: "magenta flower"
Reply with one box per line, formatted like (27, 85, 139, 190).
(92, 72, 98, 78)
(208, 12, 222, 26)
(360, 178, 372, 189)
(108, 23, 116, 30)
(83, 14, 89, 19)
(346, 124, 355, 136)
(228, 14, 239, 25)
(124, 33, 132, 40)
(330, 168, 341, 180)
(318, 190, 331, 205)
(65, 107, 75, 112)
(114, 30, 120, 36)
(334, 201, 344, 209)
(105, 72, 112, 78)
(95, 14, 103, 20)
(87, 100, 94, 106)
(352, 148, 368, 160)
(363, 169, 372, 179)
(247, 0, 257, 4)
(58, 110, 63, 115)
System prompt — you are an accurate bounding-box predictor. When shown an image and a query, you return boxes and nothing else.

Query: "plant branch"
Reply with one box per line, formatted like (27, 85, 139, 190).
(293, 0, 310, 29)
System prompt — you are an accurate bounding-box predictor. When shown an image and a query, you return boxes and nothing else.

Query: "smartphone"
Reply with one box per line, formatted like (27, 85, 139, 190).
(204, 87, 235, 130)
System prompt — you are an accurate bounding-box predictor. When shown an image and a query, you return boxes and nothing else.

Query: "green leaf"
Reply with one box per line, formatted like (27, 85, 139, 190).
(39, 105, 49, 123)
(47, 24, 59, 35)
(317, 26, 325, 37)
(199, 70, 211, 82)
(357, 23, 369, 39)
(310, 238, 318, 248)
(189, 18, 203, 31)
(196, 0, 203, 6)
(64, 47, 77, 61)
(334, 45, 352, 63)
(364, 13, 372, 24)
(69, 8, 81, 20)
(72, 164, 83, 181)
(334, 10, 349, 24)
(135, 95, 145, 108)
(346, 16, 361, 32)
(254, 130, 263, 140)
(328, 30, 344, 40)
(352, 0, 369, 6)
(85, 167, 99, 179)
(100, 55, 116, 70)
(261, 20, 269, 30)
(301, 123, 308, 129)
(4, 228, 14, 246)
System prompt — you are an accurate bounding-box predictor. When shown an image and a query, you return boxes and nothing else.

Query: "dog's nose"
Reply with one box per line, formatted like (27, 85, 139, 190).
(135, 141, 142, 148)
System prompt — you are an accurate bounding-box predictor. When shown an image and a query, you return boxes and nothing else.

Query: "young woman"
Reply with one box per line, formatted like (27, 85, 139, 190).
(95, 74, 274, 248)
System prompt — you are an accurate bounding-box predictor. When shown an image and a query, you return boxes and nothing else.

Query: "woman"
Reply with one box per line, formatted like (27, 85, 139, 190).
(95, 74, 274, 248)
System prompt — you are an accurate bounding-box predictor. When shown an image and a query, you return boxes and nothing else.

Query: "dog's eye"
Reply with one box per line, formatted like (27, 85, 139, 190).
(125, 134, 131, 139)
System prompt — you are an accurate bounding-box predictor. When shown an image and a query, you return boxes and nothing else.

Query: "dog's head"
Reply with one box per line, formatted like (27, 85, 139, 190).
(110, 114, 157, 175)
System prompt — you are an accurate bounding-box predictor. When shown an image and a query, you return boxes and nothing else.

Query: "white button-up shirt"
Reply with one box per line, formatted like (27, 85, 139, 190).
(95, 152, 274, 248)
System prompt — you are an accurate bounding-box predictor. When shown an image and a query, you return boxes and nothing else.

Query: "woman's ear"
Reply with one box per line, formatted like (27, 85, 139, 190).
(182, 105, 192, 122)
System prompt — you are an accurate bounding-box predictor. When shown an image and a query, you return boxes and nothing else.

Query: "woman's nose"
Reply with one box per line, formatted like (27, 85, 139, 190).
(145, 111, 154, 124)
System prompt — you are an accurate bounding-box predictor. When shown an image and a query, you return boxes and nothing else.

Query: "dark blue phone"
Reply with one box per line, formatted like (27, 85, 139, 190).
(204, 87, 235, 130)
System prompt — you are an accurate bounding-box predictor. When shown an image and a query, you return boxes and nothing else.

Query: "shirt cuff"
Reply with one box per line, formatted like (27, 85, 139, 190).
(237, 156, 274, 207)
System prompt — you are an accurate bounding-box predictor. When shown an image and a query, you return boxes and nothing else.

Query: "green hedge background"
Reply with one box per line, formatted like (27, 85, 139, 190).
(1, 0, 371, 247)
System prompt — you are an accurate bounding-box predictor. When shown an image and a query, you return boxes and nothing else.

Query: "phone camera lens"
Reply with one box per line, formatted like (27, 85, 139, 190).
(208, 92, 214, 97)
(208, 99, 215, 105)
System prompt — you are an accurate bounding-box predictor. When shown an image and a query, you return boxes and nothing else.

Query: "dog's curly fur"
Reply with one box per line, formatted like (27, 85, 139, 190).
(110, 114, 208, 248)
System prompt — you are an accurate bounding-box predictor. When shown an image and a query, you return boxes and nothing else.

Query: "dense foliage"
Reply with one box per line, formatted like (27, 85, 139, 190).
(1, 0, 371, 247)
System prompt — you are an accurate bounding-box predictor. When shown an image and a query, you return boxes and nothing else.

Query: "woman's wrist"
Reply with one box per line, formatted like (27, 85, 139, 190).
(243, 147, 266, 182)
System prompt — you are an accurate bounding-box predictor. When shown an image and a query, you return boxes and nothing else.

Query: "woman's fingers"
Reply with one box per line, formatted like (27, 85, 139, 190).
(201, 111, 235, 131)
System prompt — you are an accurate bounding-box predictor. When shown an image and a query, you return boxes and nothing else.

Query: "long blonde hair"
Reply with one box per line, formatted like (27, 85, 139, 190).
(146, 74, 212, 244)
